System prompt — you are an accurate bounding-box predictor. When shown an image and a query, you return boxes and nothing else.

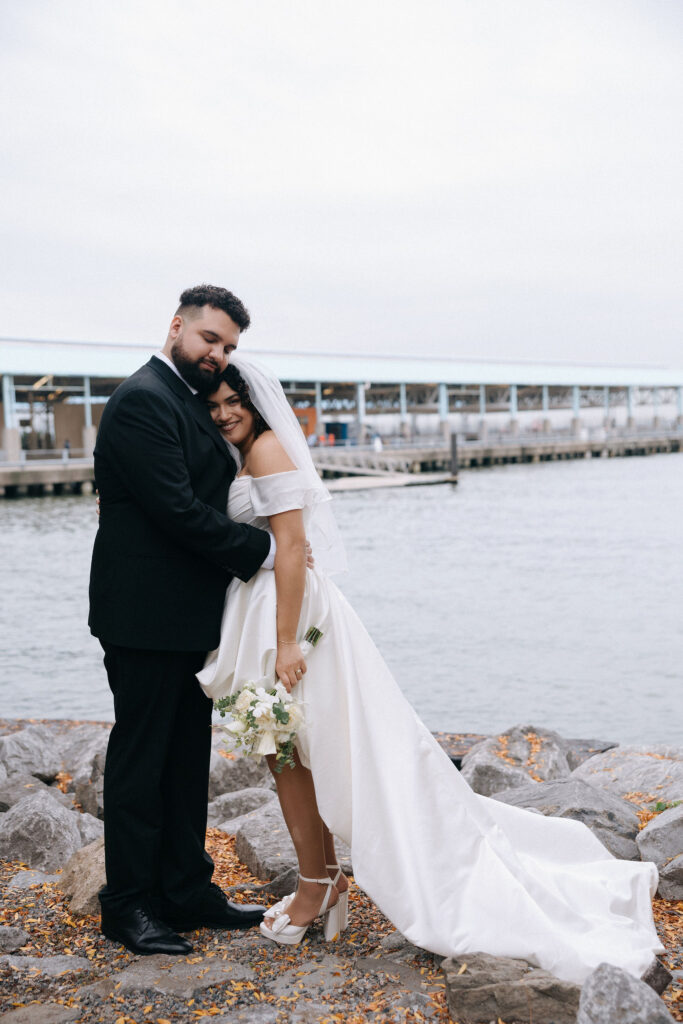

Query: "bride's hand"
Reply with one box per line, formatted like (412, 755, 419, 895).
(276, 642, 307, 693)
(305, 540, 314, 570)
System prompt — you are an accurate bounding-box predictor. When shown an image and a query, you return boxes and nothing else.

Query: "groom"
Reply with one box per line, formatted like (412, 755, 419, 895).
(89, 284, 273, 956)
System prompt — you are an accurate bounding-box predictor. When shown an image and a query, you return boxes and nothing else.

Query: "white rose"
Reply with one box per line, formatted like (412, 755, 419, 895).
(226, 720, 248, 735)
(234, 690, 254, 713)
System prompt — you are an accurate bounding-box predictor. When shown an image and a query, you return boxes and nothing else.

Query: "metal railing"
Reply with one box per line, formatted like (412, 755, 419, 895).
(0, 448, 91, 466)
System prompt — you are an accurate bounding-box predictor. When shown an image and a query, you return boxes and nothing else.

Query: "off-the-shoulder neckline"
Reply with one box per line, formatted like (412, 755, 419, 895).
(235, 469, 302, 481)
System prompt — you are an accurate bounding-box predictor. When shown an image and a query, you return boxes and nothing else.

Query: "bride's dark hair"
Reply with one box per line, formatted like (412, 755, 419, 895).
(219, 364, 270, 438)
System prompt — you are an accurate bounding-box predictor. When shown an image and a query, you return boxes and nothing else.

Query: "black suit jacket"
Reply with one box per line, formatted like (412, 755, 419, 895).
(88, 357, 271, 651)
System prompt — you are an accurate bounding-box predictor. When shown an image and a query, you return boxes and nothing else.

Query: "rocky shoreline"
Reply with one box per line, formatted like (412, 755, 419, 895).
(1, 718, 682, 1023)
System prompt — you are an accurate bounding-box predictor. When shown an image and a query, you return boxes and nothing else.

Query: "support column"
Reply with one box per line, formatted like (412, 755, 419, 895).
(356, 382, 368, 444)
(82, 375, 97, 456)
(541, 385, 551, 433)
(399, 382, 410, 439)
(627, 385, 635, 429)
(1, 374, 21, 462)
(314, 382, 323, 440)
(603, 386, 610, 431)
(652, 387, 661, 430)
(677, 386, 683, 428)
(438, 383, 449, 441)
(478, 384, 487, 440)
(509, 384, 519, 435)
(571, 385, 581, 436)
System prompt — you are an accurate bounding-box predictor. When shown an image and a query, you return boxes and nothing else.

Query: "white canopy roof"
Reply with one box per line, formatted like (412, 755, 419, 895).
(1, 336, 682, 388)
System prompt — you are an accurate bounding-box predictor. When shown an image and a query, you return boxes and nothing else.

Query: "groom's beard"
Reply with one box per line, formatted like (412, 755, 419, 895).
(171, 337, 222, 392)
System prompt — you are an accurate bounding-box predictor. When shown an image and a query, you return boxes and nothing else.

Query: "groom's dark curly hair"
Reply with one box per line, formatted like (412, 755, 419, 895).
(220, 364, 270, 439)
(176, 284, 251, 331)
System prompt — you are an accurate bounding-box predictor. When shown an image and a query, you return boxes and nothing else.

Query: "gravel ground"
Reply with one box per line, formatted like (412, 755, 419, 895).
(0, 833, 449, 1024)
(1, 719, 681, 1022)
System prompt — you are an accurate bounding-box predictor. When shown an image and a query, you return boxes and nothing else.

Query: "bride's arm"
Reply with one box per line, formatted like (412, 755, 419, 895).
(248, 434, 307, 692)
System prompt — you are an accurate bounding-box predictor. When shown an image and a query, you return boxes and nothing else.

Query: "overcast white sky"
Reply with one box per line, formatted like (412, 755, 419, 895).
(1, 0, 681, 367)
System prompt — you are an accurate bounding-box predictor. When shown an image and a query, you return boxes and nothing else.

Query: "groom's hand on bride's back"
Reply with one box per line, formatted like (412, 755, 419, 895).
(262, 538, 314, 571)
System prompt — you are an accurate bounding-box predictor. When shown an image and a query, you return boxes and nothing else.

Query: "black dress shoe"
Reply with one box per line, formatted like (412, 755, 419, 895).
(163, 884, 265, 932)
(101, 903, 193, 956)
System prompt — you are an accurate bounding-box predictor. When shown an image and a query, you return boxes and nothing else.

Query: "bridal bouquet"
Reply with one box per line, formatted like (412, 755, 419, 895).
(214, 626, 323, 772)
(215, 681, 303, 772)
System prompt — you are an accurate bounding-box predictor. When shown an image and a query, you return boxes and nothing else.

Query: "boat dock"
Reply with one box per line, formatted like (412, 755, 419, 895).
(1, 427, 679, 497)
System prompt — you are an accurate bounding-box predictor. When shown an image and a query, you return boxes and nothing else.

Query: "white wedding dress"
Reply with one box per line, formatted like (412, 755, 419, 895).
(197, 469, 663, 985)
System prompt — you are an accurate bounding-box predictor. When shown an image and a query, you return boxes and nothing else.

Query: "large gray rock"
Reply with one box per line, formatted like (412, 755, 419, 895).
(492, 778, 641, 859)
(0, 926, 29, 952)
(564, 737, 619, 771)
(269, 953, 352, 997)
(0, 954, 91, 977)
(0, 791, 82, 871)
(58, 837, 106, 915)
(98, 953, 255, 998)
(0, 773, 63, 812)
(235, 801, 298, 880)
(235, 801, 351, 884)
(637, 803, 683, 865)
(207, 786, 277, 827)
(75, 810, 104, 846)
(208, 748, 275, 800)
(7, 870, 60, 889)
(577, 962, 675, 1023)
(641, 959, 673, 996)
(0, 762, 6, 785)
(0, 1004, 81, 1024)
(67, 729, 109, 820)
(573, 746, 683, 804)
(57, 723, 110, 777)
(460, 724, 572, 796)
(0, 726, 61, 782)
(217, 808, 275, 837)
(442, 952, 580, 1024)
(657, 853, 683, 901)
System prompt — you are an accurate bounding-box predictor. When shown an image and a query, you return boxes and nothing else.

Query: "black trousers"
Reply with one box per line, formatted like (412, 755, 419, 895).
(99, 641, 214, 916)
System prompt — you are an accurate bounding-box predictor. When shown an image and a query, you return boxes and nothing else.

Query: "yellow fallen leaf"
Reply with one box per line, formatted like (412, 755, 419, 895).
(457, 962, 468, 975)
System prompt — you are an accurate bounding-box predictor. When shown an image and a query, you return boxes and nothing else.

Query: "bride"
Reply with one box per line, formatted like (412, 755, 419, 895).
(196, 353, 663, 985)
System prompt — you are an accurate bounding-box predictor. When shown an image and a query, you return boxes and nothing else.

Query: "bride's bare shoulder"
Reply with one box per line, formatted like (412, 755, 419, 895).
(248, 430, 297, 477)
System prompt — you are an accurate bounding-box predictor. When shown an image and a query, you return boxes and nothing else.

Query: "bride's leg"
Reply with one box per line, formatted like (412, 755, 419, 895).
(264, 750, 338, 927)
(322, 824, 349, 895)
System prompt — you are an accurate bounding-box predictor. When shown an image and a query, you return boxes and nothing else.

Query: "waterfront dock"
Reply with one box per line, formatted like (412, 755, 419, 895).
(1, 427, 680, 497)
(312, 427, 682, 486)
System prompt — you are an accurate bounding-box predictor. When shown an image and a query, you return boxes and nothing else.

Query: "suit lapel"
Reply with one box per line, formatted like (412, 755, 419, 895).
(146, 358, 234, 466)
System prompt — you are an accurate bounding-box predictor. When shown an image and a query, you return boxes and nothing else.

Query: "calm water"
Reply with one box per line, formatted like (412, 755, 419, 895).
(1, 454, 682, 745)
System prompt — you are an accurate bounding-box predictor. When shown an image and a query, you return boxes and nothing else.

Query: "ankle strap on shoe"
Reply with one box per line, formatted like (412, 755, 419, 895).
(326, 863, 342, 884)
(298, 874, 335, 915)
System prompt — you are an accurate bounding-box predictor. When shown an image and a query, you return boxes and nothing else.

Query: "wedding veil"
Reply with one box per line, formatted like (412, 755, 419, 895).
(229, 352, 347, 576)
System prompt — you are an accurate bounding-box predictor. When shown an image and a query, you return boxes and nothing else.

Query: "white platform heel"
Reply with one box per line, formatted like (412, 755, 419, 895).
(259, 875, 341, 946)
(327, 863, 349, 931)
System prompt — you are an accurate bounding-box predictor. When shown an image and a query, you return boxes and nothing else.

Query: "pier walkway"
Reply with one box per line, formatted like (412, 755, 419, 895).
(1, 427, 680, 497)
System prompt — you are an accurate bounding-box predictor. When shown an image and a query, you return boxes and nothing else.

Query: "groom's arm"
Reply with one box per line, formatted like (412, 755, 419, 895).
(98, 386, 271, 581)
